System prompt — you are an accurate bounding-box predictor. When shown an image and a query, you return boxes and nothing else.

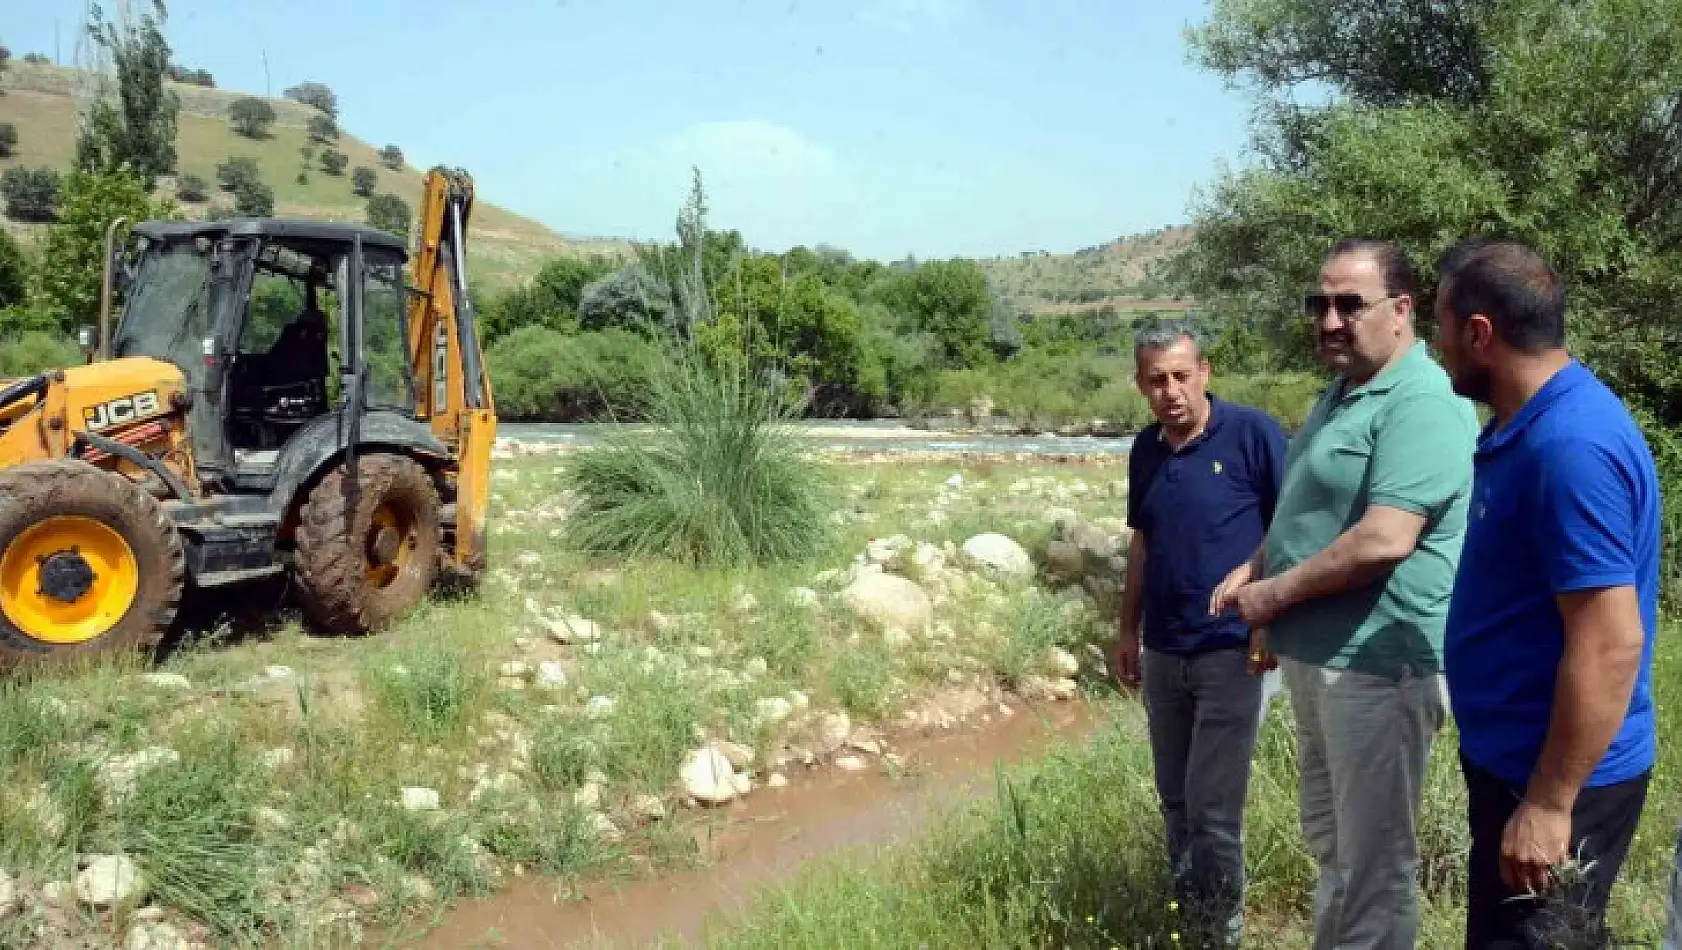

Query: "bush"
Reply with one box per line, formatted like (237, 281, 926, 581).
(23, 53, 51, 65)
(215, 156, 260, 194)
(0, 123, 16, 158)
(0, 229, 26, 310)
(317, 148, 347, 176)
(0, 332, 80, 376)
(1, 166, 61, 222)
(233, 180, 274, 217)
(351, 165, 377, 197)
(226, 97, 275, 138)
(562, 333, 836, 568)
(175, 173, 208, 203)
(308, 115, 339, 145)
(365, 193, 410, 238)
(284, 81, 338, 117)
(485, 326, 656, 421)
(378, 145, 404, 170)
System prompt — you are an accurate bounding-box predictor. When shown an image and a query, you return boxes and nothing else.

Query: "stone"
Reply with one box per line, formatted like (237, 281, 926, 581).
(400, 787, 440, 811)
(733, 591, 760, 612)
(680, 748, 738, 806)
(547, 615, 602, 644)
(1048, 647, 1081, 678)
(254, 806, 291, 835)
(1045, 540, 1084, 579)
(514, 551, 543, 569)
(535, 661, 567, 688)
(817, 711, 852, 754)
(785, 587, 820, 608)
(846, 735, 883, 756)
(709, 740, 755, 772)
(730, 773, 754, 796)
(586, 696, 616, 718)
(470, 773, 524, 803)
(263, 665, 296, 681)
(632, 795, 667, 821)
(41, 881, 73, 908)
(572, 782, 602, 810)
(839, 572, 933, 633)
(834, 756, 869, 772)
(588, 813, 624, 842)
(945, 473, 965, 488)
(865, 534, 912, 565)
(75, 854, 146, 908)
(125, 921, 189, 950)
(961, 533, 1034, 578)
(788, 690, 810, 710)
(133, 906, 167, 923)
(1042, 507, 1080, 530)
(0, 868, 15, 920)
(401, 875, 436, 902)
(767, 772, 789, 789)
(138, 673, 190, 691)
(744, 657, 769, 678)
(100, 747, 181, 804)
(911, 542, 946, 574)
(754, 696, 794, 726)
(498, 660, 530, 679)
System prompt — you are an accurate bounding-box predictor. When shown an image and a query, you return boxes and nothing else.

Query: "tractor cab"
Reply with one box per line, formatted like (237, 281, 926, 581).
(110, 219, 418, 492)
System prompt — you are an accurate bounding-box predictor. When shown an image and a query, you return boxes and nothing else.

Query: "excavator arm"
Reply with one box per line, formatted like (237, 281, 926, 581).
(405, 167, 497, 573)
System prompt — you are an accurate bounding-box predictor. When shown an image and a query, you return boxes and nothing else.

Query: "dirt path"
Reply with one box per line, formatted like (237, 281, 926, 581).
(403, 699, 1100, 949)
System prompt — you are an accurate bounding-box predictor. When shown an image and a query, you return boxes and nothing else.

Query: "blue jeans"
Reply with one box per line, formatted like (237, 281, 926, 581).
(1142, 645, 1265, 946)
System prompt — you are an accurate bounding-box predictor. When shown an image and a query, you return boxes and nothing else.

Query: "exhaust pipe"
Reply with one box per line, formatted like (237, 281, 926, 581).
(97, 216, 128, 361)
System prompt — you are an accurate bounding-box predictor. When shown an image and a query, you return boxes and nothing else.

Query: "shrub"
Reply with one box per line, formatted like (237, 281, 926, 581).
(351, 165, 377, 197)
(23, 53, 51, 65)
(378, 145, 404, 170)
(318, 148, 347, 176)
(0, 122, 16, 158)
(284, 81, 338, 117)
(174, 173, 208, 203)
(365, 193, 410, 238)
(226, 96, 275, 138)
(0, 332, 79, 377)
(308, 115, 339, 145)
(1, 166, 61, 222)
(233, 180, 273, 217)
(0, 229, 26, 311)
(215, 156, 260, 194)
(484, 326, 656, 421)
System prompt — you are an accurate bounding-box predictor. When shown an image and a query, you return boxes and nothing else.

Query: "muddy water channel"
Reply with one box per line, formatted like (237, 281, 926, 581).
(409, 699, 1098, 949)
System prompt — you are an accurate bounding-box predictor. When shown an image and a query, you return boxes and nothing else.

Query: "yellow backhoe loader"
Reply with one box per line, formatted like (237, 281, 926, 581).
(0, 167, 495, 666)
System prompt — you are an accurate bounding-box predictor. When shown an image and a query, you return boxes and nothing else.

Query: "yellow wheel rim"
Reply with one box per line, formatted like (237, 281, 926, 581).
(366, 503, 416, 590)
(0, 516, 140, 645)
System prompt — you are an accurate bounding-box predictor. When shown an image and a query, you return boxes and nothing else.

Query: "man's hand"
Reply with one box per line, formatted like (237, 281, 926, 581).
(1210, 560, 1255, 617)
(1501, 800, 1574, 895)
(1112, 629, 1141, 689)
(1232, 577, 1287, 628)
(1246, 626, 1275, 678)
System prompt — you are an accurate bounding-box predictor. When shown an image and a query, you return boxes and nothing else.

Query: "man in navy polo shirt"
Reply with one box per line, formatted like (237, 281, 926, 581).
(1115, 316, 1287, 946)
(1434, 240, 1659, 949)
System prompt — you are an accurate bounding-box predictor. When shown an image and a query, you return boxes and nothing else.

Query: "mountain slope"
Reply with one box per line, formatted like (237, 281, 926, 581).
(979, 225, 1194, 313)
(0, 61, 627, 288)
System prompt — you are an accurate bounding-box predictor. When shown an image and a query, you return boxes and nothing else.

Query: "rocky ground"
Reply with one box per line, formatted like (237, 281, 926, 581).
(0, 445, 1136, 949)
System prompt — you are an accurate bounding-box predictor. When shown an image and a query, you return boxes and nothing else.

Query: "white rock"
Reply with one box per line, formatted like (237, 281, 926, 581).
(846, 736, 884, 756)
(961, 533, 1034, 578)
(883, 627, 912, 649)
(125, 921, 188, 950)
(400, 787, 441, 811)
(818, 712, 852, 752)
(709, 739, 755, 772)
(548, 615, 603, 644)
(41, 881, 73, 908)
(514, 551, 543, 569)
(730, 773, 753, 796)
(767, 772, 789, 789)
(261, 747, 296, 770)
(788, 690, 810, 710)
(1048, 647, 1080, 678)
(733, 591, 760, 612)
(945, 473, 965, 488)
(0, 868, 15, 920)
(840, 572, 933, 633)
(754, 697, 794, 726)
(138, 673, 190, 691)
(680, 748, 738, 805)
(470, 772, 523, 803)
(75, 854, 146, 908)
(744, 657, 769, 678)
(632, 794, 667, 820)
(100, 747, 181, 804)
(834, 756, 870, 772)
(401, 875, 436, 902)
(785, 587, 820, 608)
(572, 782, 602, 810)
(588, 813, 624, 842)
(865, 534, 912, 565)
(134, 906, 167, 923)
(586, 696, 616, 718)
(253, 806, 291, 834)
(498, 660, 530, 679)
(535, 661, 567, 688)
(263, 665, 296, 681)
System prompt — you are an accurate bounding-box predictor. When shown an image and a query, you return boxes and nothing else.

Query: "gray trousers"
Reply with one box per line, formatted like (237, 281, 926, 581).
(1665, 824, 1681, 950)
(1282, 658, 1447, 950)
(1142, 645, 1265, 939)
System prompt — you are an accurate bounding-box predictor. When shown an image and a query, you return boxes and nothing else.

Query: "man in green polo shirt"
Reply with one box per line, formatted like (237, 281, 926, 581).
(1213, 238, 1479, 950)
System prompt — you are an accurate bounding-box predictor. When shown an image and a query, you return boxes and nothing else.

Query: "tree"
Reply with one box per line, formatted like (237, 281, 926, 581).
(33, 169, 171, 335)
(578, 262, 674, 335)
(318, 148, 347, 176)
(216, 156, 260, 193)
(0, 44, 10, 89)
(0, 229, 28, 311)
(482, 254, 621, 342)
(351, 166, 377, 197)
(22, 53, 50, 65)
(166, 64, 213, 87)
(228, 97, 276, 138)
(306, 114, 339, 144)
(366, 194, 410, 238)
(233, 180, 273, 217)
(0, 123, 16, 157)
(283, 82, 338, 118)
(1, 167, 62, 222)
(878, 259, 997, 369)
(175, 173, 208, 202)
(73, 0, 180, 190)
(378, 145, 403, 170)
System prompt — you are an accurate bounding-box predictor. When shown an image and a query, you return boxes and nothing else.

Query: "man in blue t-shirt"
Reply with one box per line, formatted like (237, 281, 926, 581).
(1434, 240, 1659, 949)
(1116, 316, 1287, 947)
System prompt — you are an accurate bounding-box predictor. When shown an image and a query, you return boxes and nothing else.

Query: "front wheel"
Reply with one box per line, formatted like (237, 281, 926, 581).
(293, 454, 442, 634)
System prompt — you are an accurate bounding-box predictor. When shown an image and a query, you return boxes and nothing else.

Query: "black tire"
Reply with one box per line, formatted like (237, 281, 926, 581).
(0, 460, 184, 667)
(293, 454, 442, 634)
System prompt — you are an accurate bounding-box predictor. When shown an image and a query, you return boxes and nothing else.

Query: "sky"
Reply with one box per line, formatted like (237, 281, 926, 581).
(1, 0, 1259, 262)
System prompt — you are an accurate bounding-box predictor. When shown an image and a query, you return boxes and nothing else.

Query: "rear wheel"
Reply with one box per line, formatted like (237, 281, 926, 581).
(293, 454, 442, 634)
(0, 460, 184, 667)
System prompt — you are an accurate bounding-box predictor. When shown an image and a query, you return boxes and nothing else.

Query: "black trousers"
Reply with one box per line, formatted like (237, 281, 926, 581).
(1462, 752, 1650, 950)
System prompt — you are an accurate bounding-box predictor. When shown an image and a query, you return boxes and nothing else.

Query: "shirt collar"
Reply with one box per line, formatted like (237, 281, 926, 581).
(1337, 340, 1426, 401)
(1476, 359, 1591, 455)
(1158, 393, 1225, 450)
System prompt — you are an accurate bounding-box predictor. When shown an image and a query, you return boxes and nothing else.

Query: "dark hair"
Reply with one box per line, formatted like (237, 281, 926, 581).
(1434, 239, 1565, 351)
(1133, 315, 1206, 365)
(1328, 237, 1418, 298)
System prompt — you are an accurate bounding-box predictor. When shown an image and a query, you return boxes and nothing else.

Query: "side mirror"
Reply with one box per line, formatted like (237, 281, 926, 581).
(77, 325, 99, 363)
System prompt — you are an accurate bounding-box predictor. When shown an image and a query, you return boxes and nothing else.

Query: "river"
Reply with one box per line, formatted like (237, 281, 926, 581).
(498, 419, 1136, 456)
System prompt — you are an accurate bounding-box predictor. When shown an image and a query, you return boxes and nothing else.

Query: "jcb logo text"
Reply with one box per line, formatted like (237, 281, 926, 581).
(83, 390, 161, 432)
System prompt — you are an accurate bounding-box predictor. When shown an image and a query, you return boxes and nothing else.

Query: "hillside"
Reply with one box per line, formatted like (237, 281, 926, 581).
(0, 61, 628, 288)
(979, 225, 1194, 314)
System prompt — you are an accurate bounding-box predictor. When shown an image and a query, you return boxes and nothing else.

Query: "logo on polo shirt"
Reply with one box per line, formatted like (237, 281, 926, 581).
(1213, 460, 1223, 474)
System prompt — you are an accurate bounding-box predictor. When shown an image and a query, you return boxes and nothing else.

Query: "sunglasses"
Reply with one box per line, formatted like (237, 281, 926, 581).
(1303, 292, 1398, 322)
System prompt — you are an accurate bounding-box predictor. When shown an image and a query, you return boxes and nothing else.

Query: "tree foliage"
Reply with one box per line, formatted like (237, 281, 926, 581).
(283, 82, 338, 117)
(1, 167, 62, 222)
(0, 229, 28, 311)
(74, 0, 179, 190)
(378, 145, 404, 170)
(307, 115, 339, 145)
(216, 156, 260, 194)
(482, 253, 620, 342)
(351, 166, 377, 198)
(33, 169, 172, 335)
(175, 173, 208, 203)
(233, 180, 273, 217)
(0, 123, 16, 157)
(227, 97, 276, 138)
(366, 194, 410, 238)
(318, 148, 347, 176)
